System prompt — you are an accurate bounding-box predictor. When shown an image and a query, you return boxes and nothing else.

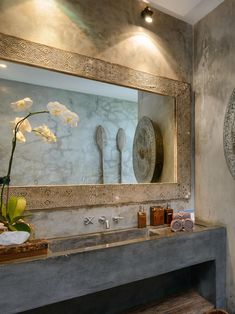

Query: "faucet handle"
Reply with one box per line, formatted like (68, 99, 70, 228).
(98, 216, 106, 224)
(112, 216, 124, 223)
(84, 216, 94, 225)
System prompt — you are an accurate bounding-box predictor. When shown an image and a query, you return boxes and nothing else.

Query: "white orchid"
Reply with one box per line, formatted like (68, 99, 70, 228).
(47, 101, 67, 116)
(11, 117, 32, 143)
(33, 125, 57, 143)
(60, 110, 79, 127)
(12, 117, 32, 133)
(11, 97, 33, 112)
(14, 130, 26, 143)
(1, 97, 80, 234)
(47, 101, 79, 127)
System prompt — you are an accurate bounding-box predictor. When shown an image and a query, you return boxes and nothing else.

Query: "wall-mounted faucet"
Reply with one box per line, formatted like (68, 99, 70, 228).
(98, 216, 110, 229)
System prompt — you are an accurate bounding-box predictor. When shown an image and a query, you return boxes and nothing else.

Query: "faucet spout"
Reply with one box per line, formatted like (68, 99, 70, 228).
(105, 219, 110, 229)
(98, 216, 110, 229)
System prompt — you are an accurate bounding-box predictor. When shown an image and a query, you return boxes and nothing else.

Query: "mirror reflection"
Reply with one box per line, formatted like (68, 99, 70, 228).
(0, 61, 175, 186)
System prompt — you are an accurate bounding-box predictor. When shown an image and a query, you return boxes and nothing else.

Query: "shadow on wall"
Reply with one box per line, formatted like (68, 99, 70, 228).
(55, 0, 188, 79)
(0, 0, 192, 82)
(0, 0, 31, 10)
(194, 22, 234, 102)
(55, 0, 138, 51)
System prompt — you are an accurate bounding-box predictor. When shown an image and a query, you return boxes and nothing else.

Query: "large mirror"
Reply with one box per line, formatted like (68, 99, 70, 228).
(0, 33, 191, 209)
(0, 61, 175, 186)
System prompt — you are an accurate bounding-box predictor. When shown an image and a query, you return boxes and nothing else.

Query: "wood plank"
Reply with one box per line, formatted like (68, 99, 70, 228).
(125, 290, 215, 314)
(0, 239, 48, 263)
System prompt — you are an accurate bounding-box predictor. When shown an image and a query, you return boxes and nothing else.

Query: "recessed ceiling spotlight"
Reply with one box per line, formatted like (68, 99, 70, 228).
(0, 64, 7, 69)
(141, 6, 153, 23)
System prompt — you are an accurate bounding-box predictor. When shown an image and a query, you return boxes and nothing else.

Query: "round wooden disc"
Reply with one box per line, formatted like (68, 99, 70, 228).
(133, 116, 163, 183)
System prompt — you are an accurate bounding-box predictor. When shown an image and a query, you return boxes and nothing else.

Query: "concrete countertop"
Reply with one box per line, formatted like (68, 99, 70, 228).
(0, 223, 223, 266)
(0, 223, 226, 314)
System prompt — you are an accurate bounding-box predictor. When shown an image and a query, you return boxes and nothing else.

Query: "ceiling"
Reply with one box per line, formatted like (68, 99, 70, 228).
(147, 0, 224, 24)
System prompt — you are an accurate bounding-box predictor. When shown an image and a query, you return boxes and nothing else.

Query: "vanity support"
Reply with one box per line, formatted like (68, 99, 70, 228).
(0, 226, 226, 313)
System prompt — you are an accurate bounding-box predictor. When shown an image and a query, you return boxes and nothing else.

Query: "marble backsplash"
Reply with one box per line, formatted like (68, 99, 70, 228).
(0, 78, 138, 185)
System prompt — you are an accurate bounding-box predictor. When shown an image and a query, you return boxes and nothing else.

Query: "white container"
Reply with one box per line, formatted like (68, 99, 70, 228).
(0, 231, 30, 246)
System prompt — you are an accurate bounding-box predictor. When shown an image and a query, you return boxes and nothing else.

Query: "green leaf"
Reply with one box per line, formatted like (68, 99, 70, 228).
(0, 204, 7, 218)
(8, 224, 17, 231)
(8, 197, 26, 223)
(11, 215, 27, 224)
(8, 197, 18, 222)
(14, 197, 27, 218)
(13, 222, 31, 233)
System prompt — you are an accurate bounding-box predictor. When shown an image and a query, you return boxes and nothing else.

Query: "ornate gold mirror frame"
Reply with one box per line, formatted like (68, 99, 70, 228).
(0, 33, 191, 210)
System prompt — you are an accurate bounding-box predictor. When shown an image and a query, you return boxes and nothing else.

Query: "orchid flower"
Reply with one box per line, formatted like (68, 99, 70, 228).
(60, 110, 79, 127)
(14, 130, 26, 143)
(47, 101, 79, 127)
(47, 101, 67, 116)
(12, 117, 32, 133)
(33, 125, 57, 143)
(11, 97, 33, 112)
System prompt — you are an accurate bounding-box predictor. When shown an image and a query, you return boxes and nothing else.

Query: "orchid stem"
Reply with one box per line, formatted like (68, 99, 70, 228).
(0, 110, 49, 213)
(0, 183, 5, 213)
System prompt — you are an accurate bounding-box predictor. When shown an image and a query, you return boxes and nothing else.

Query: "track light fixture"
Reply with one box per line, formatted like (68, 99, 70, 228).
(141, 6, 153, 23)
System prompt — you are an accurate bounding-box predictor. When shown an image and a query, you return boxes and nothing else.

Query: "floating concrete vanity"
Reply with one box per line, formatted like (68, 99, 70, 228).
(0, 224, 226, 313)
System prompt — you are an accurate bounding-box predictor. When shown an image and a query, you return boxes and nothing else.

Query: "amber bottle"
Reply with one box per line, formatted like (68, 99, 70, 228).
(150, 206, 164, 226)
(138, 207, 147, 228)
(164, 208, 173, 225)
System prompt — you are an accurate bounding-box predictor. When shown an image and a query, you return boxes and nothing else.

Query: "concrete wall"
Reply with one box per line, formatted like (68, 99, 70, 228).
(194, 0, 235, 311)
(0, 0, 192, 83)
(0, 0, 193, 236)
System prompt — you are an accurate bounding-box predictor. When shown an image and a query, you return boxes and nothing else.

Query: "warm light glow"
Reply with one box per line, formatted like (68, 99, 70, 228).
(145, 16, 153, 23)
(34, 0, 55, 10)
(0, 64, 7, 69)
(131, 33, 156, 49)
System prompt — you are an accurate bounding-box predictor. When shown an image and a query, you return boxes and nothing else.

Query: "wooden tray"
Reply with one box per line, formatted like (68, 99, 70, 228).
(0, 239, 48, 263)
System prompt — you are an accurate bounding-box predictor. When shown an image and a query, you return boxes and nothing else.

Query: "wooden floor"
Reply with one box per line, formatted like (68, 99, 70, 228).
(125, 290, 215, 314)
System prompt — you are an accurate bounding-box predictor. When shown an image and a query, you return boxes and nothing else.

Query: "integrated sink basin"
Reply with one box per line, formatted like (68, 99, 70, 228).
(48, 226, 170, 253)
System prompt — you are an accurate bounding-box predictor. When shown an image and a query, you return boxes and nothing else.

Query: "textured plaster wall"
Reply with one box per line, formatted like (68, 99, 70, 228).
(0, 0, 192, 83)
(194, 0, 235, 311)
